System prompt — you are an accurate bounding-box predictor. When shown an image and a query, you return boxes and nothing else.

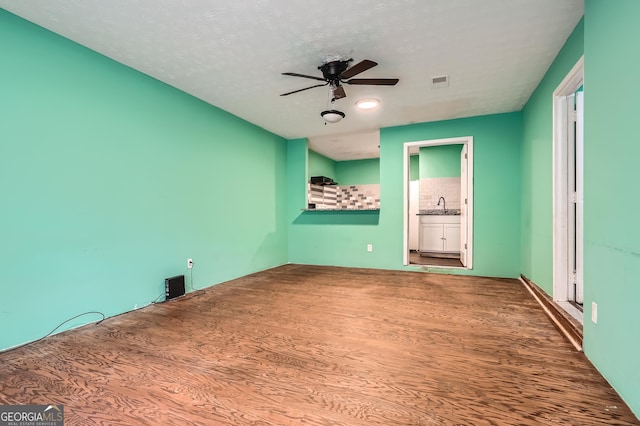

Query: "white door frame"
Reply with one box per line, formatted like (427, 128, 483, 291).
(552, 56, 584, 304)
(403, 136, 474, 268)
(575, 90, 584, 303)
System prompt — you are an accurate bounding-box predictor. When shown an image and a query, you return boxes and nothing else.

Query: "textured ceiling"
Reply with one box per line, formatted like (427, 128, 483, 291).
(0, 0, 583, 160)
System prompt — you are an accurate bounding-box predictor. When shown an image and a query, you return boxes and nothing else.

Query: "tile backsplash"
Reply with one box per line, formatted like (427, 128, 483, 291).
(419, 177, 461, 210)
(308, 183, 380, 210)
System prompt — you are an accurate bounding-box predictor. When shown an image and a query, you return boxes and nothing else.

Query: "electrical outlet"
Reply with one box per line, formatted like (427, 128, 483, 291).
(367, 244, 373, 252)
(187, 258, 193, 269)
(591, 302, 598, 324)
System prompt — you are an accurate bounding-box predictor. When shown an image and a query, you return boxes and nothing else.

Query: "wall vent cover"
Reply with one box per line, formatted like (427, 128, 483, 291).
(432, 75, 449, 88)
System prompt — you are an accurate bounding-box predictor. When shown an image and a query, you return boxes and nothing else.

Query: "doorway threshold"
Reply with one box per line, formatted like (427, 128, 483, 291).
(556, 301, 584, 324)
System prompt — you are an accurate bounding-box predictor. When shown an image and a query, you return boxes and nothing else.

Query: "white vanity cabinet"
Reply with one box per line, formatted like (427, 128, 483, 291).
(418, 215, 460, 253)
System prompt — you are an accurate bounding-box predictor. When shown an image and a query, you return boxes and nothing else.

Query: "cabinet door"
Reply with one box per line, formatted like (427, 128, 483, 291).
(420, 224, 444, 252)
(443, 224, 461, 252)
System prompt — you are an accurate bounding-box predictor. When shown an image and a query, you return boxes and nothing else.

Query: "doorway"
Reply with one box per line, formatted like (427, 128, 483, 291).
(403, 136, 473, 269)
(553, 56, 584, 322)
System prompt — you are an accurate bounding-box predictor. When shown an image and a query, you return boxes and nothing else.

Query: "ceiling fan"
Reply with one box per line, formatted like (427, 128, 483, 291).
(280, 58, 399, 100)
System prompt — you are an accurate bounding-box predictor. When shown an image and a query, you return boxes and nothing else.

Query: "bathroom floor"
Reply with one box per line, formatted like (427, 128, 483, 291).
(409, 250, 464, 267)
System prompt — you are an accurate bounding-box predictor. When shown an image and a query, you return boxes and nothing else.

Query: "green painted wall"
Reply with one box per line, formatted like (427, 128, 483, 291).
(419, 144, 462, 179)
(409, 155, 420, 181)
(288, 112, 522, 278)
(582, 1, 640, 415)
(335, 158, 380, 185)
(0, 10, 288, 351)
(286, 138, 308, 217)
(307, 149, 336, 181)
(520, 19, 584, 292)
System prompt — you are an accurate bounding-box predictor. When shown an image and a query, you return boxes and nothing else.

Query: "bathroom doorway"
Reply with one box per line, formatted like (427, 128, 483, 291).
(403, 136, 473, 269)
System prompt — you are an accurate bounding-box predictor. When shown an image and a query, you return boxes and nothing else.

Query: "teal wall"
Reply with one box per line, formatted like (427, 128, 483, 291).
(409, 155, 420, 181)
(582, 1, 640, 415)
(307, 149, 336, 181)
(382, 113, 522, 277)
(520, 19, 584, 292)
(288, 112, 522, 278)
(286, 138, 308, 218)
(419, 144, 462, 179)
(335, 158, 380, 185)
(0, 10, 288, 351)
(308, 151, 379, 186)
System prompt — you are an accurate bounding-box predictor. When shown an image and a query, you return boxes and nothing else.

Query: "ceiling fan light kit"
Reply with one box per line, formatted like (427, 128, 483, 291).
(321, 109, 345, 123)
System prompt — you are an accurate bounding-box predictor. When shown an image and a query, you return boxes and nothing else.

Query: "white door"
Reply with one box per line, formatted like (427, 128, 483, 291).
(575, 90, 584, 303)
(459, 145, 468, 266)
(566, 90, 584, 305)
(409, 180, 420, 251)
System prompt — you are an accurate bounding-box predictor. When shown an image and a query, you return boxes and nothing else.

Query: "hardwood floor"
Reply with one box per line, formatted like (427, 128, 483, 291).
(1, 264, 637, 425)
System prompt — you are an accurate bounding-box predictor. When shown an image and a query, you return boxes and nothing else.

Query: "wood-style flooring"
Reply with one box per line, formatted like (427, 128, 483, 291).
(0, 264, 637, 425)
(410, 251, 464, 267)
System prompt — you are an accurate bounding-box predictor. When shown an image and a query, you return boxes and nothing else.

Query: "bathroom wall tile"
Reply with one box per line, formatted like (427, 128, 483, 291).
(419, 177, 461, 210)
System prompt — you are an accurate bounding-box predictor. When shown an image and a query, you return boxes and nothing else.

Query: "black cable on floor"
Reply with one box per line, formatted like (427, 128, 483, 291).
(0, 311, 105, 354)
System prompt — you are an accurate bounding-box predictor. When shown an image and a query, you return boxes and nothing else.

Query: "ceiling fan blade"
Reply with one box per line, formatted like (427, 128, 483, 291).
(280, 83, 327, 96)
(333, 86, 347, 100)
(345, 78, 399, 86)
(340, 59, 377, 79)
(282, 72, 326, 82)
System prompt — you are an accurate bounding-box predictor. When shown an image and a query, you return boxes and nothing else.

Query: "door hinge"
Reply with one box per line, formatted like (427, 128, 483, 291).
(464, 243, 467, 249)
(464, 198, 468, 205)
(571, 110, 577, 122)
(464, 153, 468, 159)
(570, 192, 577, 203)
(570, 271, 577, 284)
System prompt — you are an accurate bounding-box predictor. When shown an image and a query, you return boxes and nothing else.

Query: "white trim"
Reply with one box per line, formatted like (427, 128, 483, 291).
(403, 136, 473, 269)
(519, 277, 582, 351)
(554, 56, 584, 96)
(575, 91, 584, 304)
(552, 56, 584, 305)
(403, 146, 410, 265)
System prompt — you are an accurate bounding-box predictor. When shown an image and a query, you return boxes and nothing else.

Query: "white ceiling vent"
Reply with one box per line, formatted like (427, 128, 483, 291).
(432, 75, 449, 88)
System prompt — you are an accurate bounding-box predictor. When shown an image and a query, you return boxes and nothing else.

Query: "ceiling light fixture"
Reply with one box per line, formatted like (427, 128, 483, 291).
(356, 98, 380, 110)
(321, 85, 345, 123)
(321, 109, 345, 123)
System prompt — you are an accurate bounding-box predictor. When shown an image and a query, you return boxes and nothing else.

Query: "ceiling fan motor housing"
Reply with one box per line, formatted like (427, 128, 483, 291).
(319, 60, 351, 83)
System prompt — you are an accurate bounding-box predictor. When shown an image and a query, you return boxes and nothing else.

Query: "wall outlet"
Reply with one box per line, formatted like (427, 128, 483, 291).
(367, 244, 373, 252)
(187, 258, 193, 269)
(591, 302, 598, 324)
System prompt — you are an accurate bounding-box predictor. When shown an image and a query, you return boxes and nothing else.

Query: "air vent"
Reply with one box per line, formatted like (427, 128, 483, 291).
(432, 75, 449, 88)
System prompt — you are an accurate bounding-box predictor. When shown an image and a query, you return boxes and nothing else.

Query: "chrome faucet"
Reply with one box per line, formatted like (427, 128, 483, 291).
(437, 196, 446, 213)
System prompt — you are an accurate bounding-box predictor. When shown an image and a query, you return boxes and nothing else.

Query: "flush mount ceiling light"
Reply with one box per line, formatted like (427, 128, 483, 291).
(321, 109, 345, 123)
(356, 98, 380, 110)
